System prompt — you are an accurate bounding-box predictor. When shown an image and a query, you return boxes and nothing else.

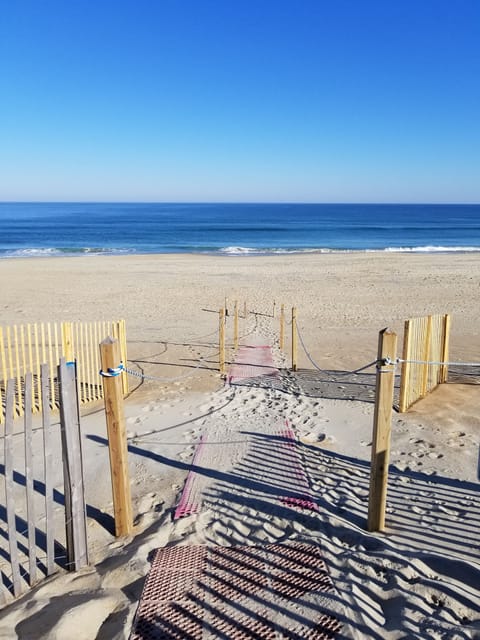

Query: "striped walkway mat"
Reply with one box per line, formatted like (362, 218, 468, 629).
(173, 422, 317, 520)
(228, 344, 278, 385)
(130, 542, 342, 639)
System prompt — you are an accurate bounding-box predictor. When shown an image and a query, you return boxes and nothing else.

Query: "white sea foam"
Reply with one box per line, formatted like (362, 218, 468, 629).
(219, 245, 480, 256)
(219, 246, 259, 254)
(378, 246, 480, 253)
(1, 247, 134, 258)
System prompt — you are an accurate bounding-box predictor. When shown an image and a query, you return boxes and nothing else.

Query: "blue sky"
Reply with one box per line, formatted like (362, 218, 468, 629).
(0, 0, 479, 203)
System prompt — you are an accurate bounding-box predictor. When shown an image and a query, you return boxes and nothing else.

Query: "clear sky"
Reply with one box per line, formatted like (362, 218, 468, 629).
(0, 0, 479, 203)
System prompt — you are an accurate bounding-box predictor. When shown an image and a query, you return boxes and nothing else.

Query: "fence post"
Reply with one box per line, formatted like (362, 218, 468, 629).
(243, 301, 247, 319)
(279, 304, 285, 351)
(100, 338, 133, 537)
(59, 358, 89, 569)
(291, 307, 297, 371)
(219, 308, 226, 376)
(368, 328, 397, 532)
(233, 301, 239, 351)
(441, 314, 451, 383)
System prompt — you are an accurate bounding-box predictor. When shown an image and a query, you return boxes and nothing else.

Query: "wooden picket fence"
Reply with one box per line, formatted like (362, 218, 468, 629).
(0, 319, 128, 423)
(398, 314, 450, 412)
(1, 360, 88, 604)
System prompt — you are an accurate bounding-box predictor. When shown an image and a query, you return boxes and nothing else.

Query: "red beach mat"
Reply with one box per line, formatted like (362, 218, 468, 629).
(228, 344, 278, 384)
(130, 542, 342, 639)
(277, 422, 319, 512)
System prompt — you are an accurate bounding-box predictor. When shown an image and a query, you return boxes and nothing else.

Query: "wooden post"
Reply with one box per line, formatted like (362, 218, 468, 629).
(233, 301, 239, 351)
(291, 307, 297, 371)
(368, 328, 397, 532)
(243, 301, 247, 319)
(219, 308, 226, 376)
(441, 314, 451, 383)
(100, 338, 133, 537)
(279, 304, 285, 351)
(224, 297, 229, 317)
(59, 359, 89, 568)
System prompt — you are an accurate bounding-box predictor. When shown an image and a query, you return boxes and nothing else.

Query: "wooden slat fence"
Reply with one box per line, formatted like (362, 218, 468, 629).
(398, 314, 450, 412)
(1, 360, 88, 604)
(0, 319, 128, 423)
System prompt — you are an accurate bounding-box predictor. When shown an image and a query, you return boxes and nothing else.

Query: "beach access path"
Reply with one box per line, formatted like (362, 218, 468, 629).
(130, 336, 348, 638)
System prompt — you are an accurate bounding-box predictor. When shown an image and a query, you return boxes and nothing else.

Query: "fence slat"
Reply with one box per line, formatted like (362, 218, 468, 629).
(13, 326, 23, 416)
(59, 359, 88, 570)
(398, 319, 411, 413)
(34, 324, 41, 413)
(41, 363, 55, 576)
(219, 309, 226, 376)
(0, 327, 5, 424)
(118, 319, 129, 395)
(291, 307, 297, 371)
(279, 304, 285, 351)
(4, 379, 23, 596)
(47, 323, 55, 409)
(24, 372, 37, 585)
(441, 314, 451, 383)
(233, 301, 239, 351)
(20, 325, 27, 393)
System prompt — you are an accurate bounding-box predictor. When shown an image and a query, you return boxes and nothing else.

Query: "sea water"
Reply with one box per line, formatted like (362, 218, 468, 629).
(0, 202, 479, 257)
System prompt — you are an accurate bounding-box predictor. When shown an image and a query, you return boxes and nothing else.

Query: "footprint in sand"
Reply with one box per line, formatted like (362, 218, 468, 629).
(411, 505, 427, 515)
(435, 504, 463, 519)
(322, 477, 337, 486)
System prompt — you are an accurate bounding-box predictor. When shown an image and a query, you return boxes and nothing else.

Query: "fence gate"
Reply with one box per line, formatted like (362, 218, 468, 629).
(398, 314, 450, 412)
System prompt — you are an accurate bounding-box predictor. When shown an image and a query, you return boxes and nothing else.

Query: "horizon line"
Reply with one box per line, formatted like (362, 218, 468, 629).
(1, 200, 479, 206)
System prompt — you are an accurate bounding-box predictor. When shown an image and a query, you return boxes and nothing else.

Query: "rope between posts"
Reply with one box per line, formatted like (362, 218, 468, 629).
(387, 357, 480, 368)
(124, 357, 210, 383)
(295, 323, 378, 377)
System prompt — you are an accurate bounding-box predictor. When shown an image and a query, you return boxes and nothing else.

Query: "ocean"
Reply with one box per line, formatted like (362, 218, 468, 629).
(0, 202, 479, 258)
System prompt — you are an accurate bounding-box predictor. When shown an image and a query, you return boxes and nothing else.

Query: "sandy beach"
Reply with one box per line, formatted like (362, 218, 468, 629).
(1, 252, 479, 638)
